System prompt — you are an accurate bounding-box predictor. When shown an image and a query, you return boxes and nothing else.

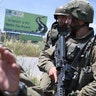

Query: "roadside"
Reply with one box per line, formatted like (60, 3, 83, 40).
(16, 56, 43, 81)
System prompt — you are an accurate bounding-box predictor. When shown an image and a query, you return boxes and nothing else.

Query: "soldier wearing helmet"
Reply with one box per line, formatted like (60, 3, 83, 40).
(62, 0, 96, 95)
(65, 0, 94, 33)
(45, 5, 70, 50)
(38, 0, 96, 96)
(38, 5, 70, 96)
(54, 6, 67, 20)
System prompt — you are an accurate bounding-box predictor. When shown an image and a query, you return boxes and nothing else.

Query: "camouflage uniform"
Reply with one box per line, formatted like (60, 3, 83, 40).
(38, 23, 70, 95)
(20, 69, 44, 96)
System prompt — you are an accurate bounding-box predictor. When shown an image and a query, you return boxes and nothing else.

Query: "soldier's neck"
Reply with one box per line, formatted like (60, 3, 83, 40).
(76, 26, 89, 39)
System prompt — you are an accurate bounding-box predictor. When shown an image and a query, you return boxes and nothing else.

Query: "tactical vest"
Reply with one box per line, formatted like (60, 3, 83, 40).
(66, 34, 96, 91)
(66, 34, 95, 66)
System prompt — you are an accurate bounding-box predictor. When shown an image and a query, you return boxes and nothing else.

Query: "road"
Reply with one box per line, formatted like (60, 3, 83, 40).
(16, 56, 43, 80)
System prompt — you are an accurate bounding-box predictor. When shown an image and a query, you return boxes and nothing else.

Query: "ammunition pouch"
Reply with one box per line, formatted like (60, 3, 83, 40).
(78, 66, 93, 89)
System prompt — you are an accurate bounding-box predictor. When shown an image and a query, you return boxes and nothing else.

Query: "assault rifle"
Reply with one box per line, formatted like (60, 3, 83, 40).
(54, 34, 68, 96)
(54, 34, 95, 96)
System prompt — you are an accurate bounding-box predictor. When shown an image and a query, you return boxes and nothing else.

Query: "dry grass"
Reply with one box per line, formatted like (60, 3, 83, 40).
(3, 39, 45, 57)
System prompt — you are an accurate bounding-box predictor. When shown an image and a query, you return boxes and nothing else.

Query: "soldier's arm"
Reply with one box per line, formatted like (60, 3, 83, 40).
(38, 46, 55, 73)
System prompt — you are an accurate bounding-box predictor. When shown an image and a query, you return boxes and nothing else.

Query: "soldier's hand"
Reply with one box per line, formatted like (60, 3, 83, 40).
(0, 45, 20, 92)
(49, 67, 57, 83)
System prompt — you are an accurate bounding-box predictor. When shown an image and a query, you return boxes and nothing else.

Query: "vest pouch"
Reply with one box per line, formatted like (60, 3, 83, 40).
(78, 66, 93, 89)
(68, 71, 79, 92)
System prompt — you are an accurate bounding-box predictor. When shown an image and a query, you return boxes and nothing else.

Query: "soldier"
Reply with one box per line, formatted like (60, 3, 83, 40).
(38, 5, 69, 96)
(45, 5, 69, 50)
(0, 45, 21, 95)
(0, 45, 44, 96)
(38, 0, 96, 96)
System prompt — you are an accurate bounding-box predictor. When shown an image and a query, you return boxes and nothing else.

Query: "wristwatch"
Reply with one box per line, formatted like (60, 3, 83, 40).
(2, 81, 27, 96)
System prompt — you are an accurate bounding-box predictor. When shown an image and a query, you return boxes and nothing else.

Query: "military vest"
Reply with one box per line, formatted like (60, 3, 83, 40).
(66, 33, 96, 90)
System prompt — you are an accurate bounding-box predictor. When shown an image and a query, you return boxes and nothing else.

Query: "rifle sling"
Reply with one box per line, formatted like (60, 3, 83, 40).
(71, 35, 95, 71)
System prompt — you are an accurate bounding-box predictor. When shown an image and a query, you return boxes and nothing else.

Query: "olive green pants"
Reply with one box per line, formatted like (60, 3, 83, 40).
(40, 72, 56, 96)
(20, 71, 44, 96)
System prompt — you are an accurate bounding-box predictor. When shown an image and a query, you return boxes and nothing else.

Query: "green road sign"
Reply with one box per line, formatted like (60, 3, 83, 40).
(4, 9, 48, 35)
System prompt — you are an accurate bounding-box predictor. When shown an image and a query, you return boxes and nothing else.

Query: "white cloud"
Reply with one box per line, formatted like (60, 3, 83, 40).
(90, 23, 96, 28)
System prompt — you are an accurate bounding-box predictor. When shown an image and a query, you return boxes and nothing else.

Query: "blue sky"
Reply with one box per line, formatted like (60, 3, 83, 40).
(0, 0, 96, 34)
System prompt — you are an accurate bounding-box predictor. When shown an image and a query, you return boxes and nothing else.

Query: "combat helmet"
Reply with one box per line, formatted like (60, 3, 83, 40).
(65, 0, 94, 23)
(54, 6, 67, 19)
